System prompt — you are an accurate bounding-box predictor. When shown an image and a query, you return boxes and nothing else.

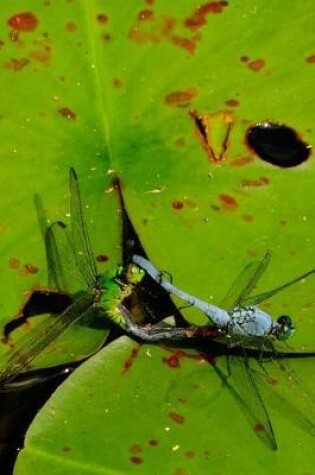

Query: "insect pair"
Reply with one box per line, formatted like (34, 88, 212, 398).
(0, 168, 314, 450)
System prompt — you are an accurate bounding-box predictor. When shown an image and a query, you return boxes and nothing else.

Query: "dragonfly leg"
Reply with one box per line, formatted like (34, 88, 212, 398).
(158, 269, 173, 285)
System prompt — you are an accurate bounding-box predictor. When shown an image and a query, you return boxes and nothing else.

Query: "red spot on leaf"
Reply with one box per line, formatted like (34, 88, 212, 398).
(162, 349, 206, 369)
(254, 422, 265, 433)
(169, 412, 185, 424)
(122, 344, 141, 373)
(145, 0, 155, 4)
(165, 89, 197, 107)
(225, 99, 239, 107)
(162, 354, 180, 368)
(138, 9, 154, 20)
(184, 2, 228, 31)
(97, 13, 108, 24)
(219, 194, 238, 210)
(172, 200, 184, 210)
(130, 456, 143, 465)
(171, 35, 196, 54)
(306, 55, 315, 63)
(58, 107, 76, 120)
(248, 59, 265, 72)
(8, 12, 38, 32)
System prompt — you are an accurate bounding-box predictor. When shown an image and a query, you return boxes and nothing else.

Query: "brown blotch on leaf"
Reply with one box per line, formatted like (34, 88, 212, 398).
(112, 77, 122, 88)
(97, 13, 108, 24)
(240, 176, 270, 187)
(29, 49, 51, 65)
(9, 258, 20, 269)
(129, 444, 142, 454)
(24, 263, 39, 275)
(169, 412, 185, 424)
(171, 35, 197, 54)
(62, 446, 71, 452)
(65, 21, 77, 33)
(4, 57, 29, 71)
(122, 344, 141, 373)
(165, 88, 197, 107)
(130, 457, 143, 465)
(225, 98, 239, 107)
(96, 254, 109, 263)
(58, 107, 76, 120)
(148, 439, 159, 447)
(172, 200, 184, 210)
(230, 156, 253, 167)
(219, 194, 238, 210)
(138, 9, 154, 21)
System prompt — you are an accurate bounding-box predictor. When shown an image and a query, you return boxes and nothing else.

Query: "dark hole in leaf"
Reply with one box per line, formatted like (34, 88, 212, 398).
(246, 122, 311, 167)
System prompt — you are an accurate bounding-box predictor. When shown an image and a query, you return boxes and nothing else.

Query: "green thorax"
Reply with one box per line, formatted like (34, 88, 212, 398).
(98, 264, 145, 327)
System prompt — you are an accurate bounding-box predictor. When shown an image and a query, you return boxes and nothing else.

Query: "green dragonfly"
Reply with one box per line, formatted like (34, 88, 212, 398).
(0, 169, 199, 386)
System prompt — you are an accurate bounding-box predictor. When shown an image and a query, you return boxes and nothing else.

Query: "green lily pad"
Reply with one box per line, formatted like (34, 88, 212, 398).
(15, 337, 315, 474)
(0, 1, 314, 365)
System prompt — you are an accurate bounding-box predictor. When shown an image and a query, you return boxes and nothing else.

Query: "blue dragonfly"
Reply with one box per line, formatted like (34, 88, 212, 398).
(132, 253, 315, 449)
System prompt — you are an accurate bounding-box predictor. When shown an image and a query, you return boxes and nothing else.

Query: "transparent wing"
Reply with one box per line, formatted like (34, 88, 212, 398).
(246, 268, 315, 306)
(45, 221, 87, 294)
(34, 194, 61, 290)
(254, 340, 315, 437)
(0, 292, 95, 385)
(221, 252, 271, 310)
(225, 353, 277, 450)
(69, 167, 97, 289)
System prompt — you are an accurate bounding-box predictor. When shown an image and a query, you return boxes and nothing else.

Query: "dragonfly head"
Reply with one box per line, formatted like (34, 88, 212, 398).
(126, 264, 145, 285)
(276, 315, 295, 340)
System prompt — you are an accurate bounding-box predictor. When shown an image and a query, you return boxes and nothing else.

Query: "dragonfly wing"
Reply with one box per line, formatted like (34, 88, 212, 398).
(246, 268, 315, 306)
(253, 341, 315, 438)
(69, 168, 97, 289)
(45, 221, 87, 294)
(226, 352, 277, 450)
(221, 251, 271, 310)
(0, 292, 95, 385)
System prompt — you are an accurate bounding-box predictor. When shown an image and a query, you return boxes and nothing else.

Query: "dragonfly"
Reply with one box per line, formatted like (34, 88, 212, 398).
(132, 254, 315, 449)
(0, 169, 201, 387)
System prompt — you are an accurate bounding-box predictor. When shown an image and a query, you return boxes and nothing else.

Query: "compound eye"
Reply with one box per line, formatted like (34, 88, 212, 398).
(276, 315, 295, 340)
(277, 315, 293, 327)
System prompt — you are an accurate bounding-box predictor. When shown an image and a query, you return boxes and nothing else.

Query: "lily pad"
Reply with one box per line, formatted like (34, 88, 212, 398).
(0, 1, 314, 364)
(15, 337, 315, 474)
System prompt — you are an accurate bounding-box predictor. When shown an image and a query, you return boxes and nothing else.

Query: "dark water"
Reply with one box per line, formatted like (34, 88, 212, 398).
(0, 366, 74, 474)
